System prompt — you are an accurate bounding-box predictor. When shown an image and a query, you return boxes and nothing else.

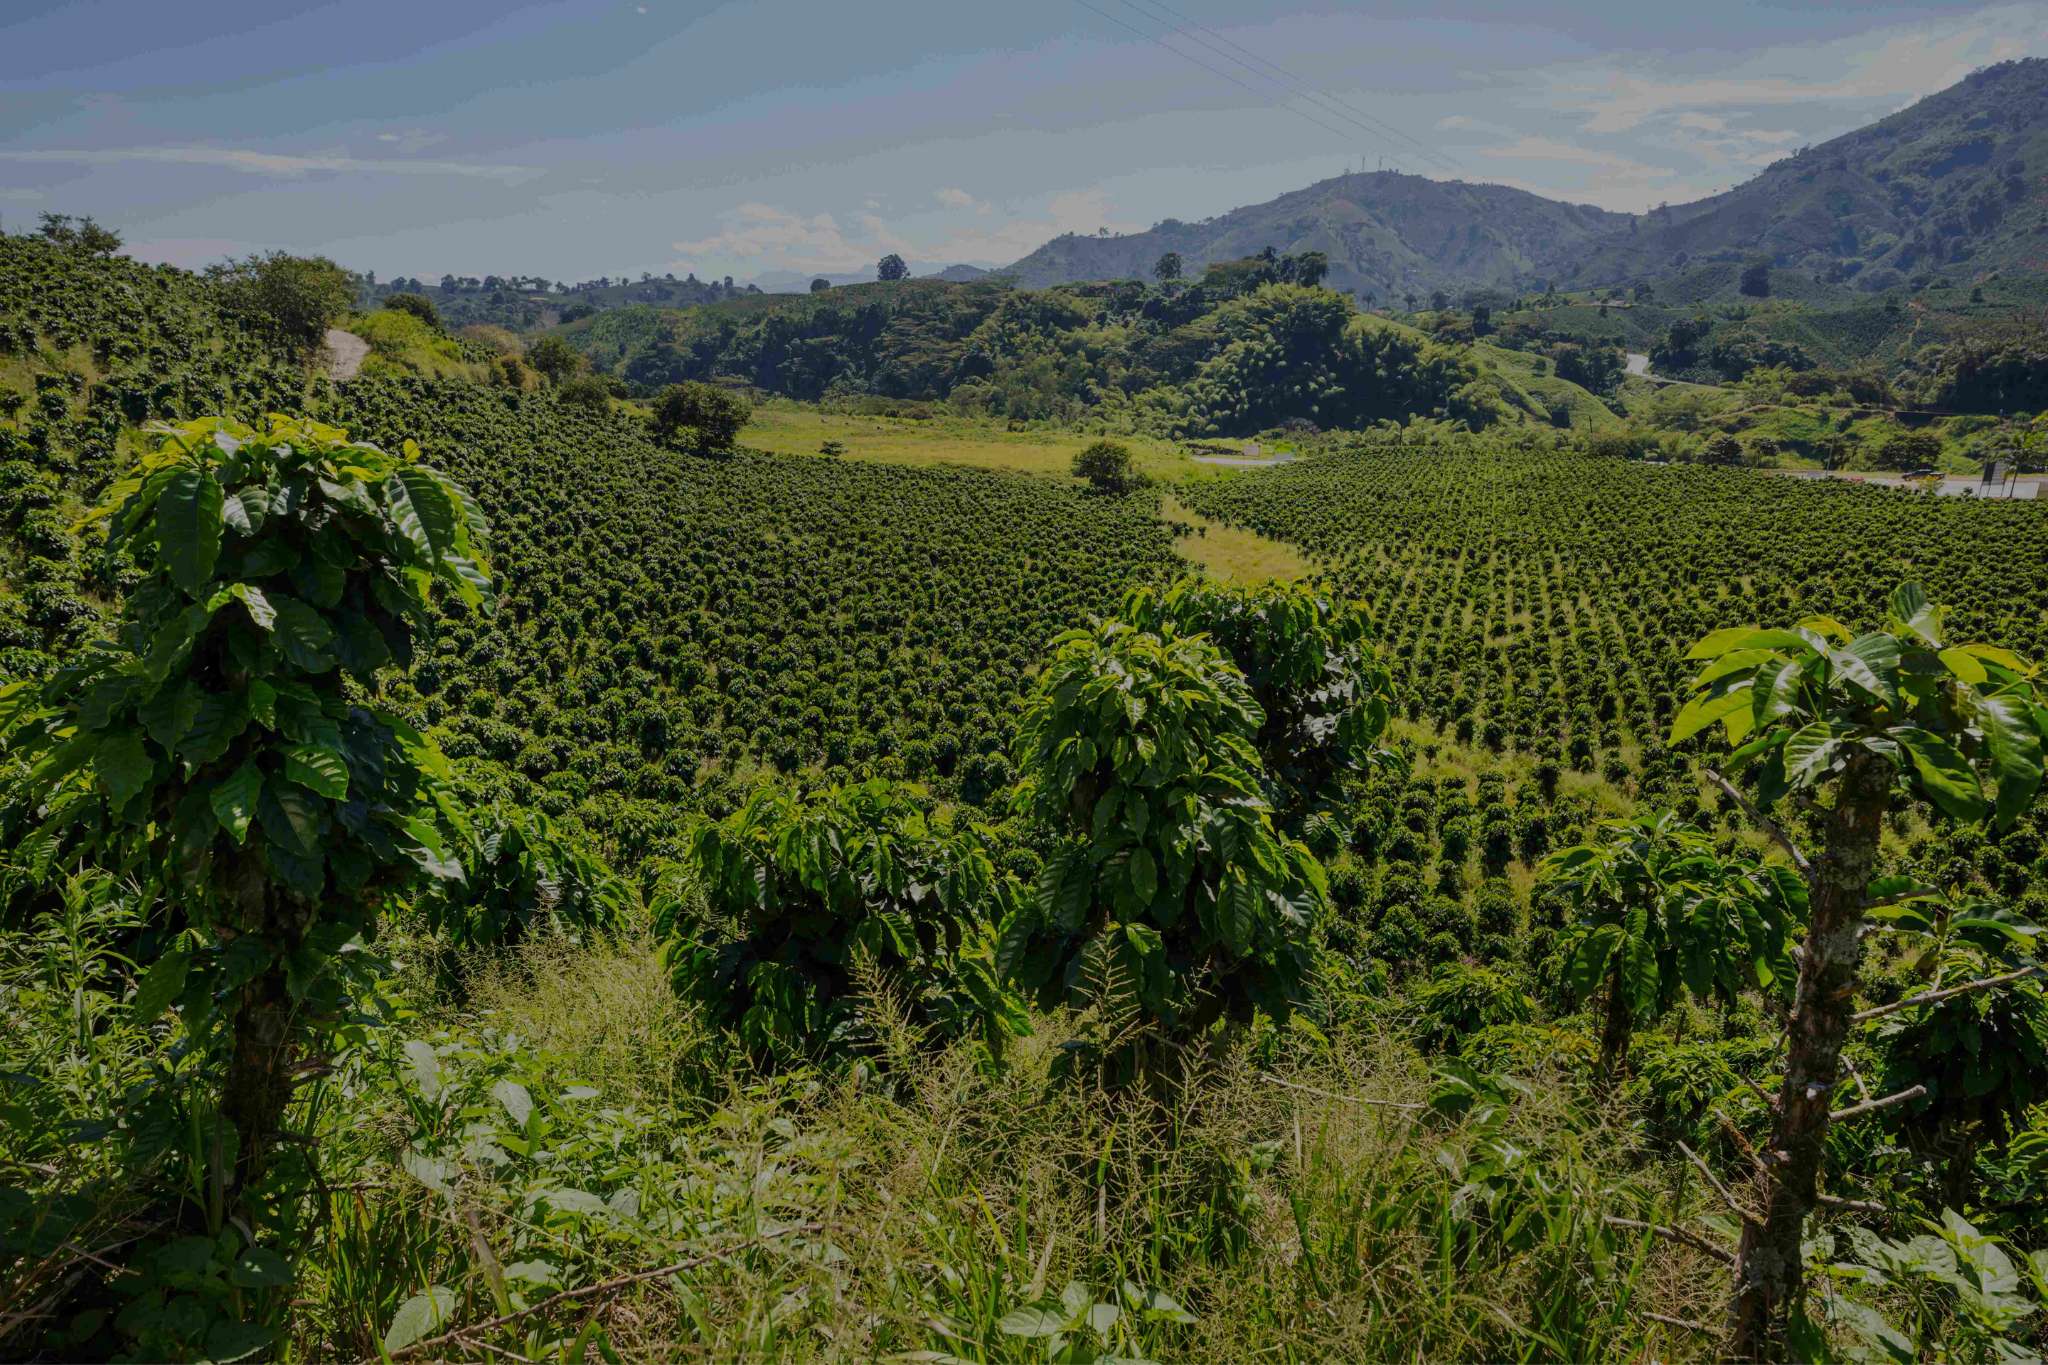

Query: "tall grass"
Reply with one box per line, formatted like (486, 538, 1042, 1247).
(272, 932, 1728, 1362)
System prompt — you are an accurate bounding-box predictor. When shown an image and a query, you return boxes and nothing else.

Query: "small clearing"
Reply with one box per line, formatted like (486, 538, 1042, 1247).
(1162, 493, 1311, 583)
(321, 328, 370, 381)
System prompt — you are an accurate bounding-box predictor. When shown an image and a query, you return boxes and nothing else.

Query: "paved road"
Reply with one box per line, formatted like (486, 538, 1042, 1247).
(322, 328, 370, 381)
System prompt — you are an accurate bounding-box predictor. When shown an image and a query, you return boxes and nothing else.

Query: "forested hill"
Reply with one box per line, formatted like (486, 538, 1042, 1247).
(1564, 58, 2048, 291)
(1000, 172, 1624, 300)
(1001, 60, 2048, 301)
(554, 267, 1621, 435)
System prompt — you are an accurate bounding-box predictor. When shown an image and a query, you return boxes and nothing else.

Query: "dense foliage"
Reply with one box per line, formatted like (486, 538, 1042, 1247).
(1003, 613, 1326, 1075)
(560, 274, 1492, 436)
(5, 221, 2048, 1364)
(659, 778, 1023, 1065)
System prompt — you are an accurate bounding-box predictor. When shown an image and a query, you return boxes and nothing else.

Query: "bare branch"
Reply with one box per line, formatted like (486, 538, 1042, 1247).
(386, 1223, 820, 1360)
(1816, 1193, 1886, 1214)
(1645, 1311, 1716, 1334)
(1677, 1140, 1757, 1225)
(1603, 1214, 1737, 1266)
(1840, 1052, 1874, 1104)
(1705, 767, 1811, 878)
(1735, 1070, 1780, 1115)
(1853, 966, 2045, 1023)
(1713, 1107, 1779, 1182)
(1830, 1085, 1927, 1123)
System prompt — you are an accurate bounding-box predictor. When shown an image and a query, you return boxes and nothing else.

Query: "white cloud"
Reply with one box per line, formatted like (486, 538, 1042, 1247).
(933, 186, 991, 215)
(1547, 4, 2048, 133)
(670, 201, 912, 273)
(0, 145, 540, 183)
(669, 187, 1139, 273)
(375, 129, 447, 154)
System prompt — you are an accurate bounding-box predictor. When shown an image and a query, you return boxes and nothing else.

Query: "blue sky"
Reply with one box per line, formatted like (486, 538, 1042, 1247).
(2, 0, 2044, 283)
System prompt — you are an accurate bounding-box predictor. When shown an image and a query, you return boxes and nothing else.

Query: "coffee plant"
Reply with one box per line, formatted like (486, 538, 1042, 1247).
(658, 778, 1026, 1065)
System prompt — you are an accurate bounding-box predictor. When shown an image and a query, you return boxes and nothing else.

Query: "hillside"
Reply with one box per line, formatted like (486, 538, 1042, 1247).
(1003, 171, 1624, 300)
(1565, 58, 2048, 291)
(1002, 60, 2048, 309)
(6, 214, 2048, 1365)
(554, 272, 1619, 434)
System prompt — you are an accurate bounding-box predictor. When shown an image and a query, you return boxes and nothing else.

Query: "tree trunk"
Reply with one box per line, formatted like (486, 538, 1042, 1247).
(216, 850, 304, 1198)
(221, 960, 297, 1194)
(1598, 963, 1632, 1078)
(1729, 750, 1891, 1361)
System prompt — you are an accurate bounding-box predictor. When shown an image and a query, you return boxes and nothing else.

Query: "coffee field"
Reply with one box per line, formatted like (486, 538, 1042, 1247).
(3, 231, 2047, 1363)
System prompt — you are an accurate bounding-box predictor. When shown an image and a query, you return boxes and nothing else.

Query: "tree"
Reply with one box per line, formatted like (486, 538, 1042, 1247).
(208, 252, 356, 355)
(381, 291, 441, 330)
(810, 277, 831, 293)
(650, 381, 751, 452)
(1673, 583, 2048, 1358)
(36, 212, 122, 255)
(557, 373, 613, 413)
(1700, 433, 1745, 466)
(999, 613, 1328, 1086)
(1541, 812, 1802, 1076)
(1121, 577, 1395, 831)
(1874, 428, 1945, 472)
(1153, 251, 1183, 284)
(657, 779, 1024, 1065)
(1740, 259, 1772, 298)
(877, 253, 909, 282)
(0, 416, 492, 1199)
(1285, 250, 1329, 288)
(1071, 439, 1136, 493)
(524, 334, 581, 385)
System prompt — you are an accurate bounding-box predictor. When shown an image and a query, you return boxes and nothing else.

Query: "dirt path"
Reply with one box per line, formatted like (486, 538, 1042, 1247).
(321, 328, 370, 381)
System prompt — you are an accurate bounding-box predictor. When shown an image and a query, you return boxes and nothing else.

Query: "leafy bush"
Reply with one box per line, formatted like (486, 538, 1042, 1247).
(658, 778, 1024, 1064)
(1122, 576, 1395, 830)
(1001, 612, 1326, 1080)
(208, 253, 356, 354)
(1072, 438, 1136, 493)
(650, 381, 751, 452)
(413, 804, 630, 950)
(382, 292, 441, 330)
(0, 414, 490, 1194)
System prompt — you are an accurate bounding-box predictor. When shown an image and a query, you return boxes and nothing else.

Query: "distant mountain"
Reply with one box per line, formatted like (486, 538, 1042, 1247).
(1002, 172, 1623, 301)
(928, 263, 993, 283)
(1565, 58, 2048, 291)
(1003, 59, 2048, 302)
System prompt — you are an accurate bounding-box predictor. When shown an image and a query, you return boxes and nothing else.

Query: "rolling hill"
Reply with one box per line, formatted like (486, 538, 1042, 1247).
(1003, 59, 2048, 302)
(1002, 172, 1625, 301)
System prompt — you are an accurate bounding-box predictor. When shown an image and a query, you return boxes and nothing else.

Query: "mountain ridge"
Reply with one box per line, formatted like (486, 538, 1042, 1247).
(1001, 58, 2048, 301)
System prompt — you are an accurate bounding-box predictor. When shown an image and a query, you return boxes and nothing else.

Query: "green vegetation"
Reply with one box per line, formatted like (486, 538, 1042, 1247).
(4, 216, 2048, 1364)
(207, 252, 357, 356)
(555, 269, 1513, 438)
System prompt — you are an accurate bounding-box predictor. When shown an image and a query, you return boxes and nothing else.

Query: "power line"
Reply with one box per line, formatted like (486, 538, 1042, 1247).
(1119, 0, 1460, 173)
(1069, 0, 1370, 149)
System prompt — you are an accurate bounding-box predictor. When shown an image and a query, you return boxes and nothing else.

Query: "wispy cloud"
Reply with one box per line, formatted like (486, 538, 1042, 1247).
(1542, 5, 2048, 133)
(375, 129, 447, 154)
(670, 188, 1136, 273)
(671, 201, 912, 273)
(933, 186, 990, 215)
(0, 145, 541, 183)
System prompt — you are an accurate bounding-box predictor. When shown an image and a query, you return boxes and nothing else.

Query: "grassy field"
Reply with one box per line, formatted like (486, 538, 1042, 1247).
(1163, 492, 1312, 582)
(741, 401, 1204, 480)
